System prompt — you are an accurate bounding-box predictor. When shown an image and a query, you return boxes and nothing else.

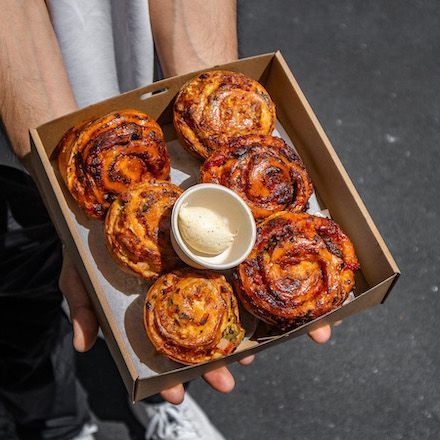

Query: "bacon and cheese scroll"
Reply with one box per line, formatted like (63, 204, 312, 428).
(105, 181, 182, 280)
(145, 269, 245, 365)
(173, 70, 276, 159)
(57, 109, 170, 219)
(235, 212, 360, 330)
(201, 135, 313, 220)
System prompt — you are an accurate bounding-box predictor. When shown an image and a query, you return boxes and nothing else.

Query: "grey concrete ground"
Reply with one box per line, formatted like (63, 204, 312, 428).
(3, 1, 439, 439)
(81, 1, 440, 439)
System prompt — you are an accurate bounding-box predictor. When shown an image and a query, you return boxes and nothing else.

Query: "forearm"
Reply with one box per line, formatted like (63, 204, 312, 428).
(149, 0, 237, 77)
(0, 0, 77, 168)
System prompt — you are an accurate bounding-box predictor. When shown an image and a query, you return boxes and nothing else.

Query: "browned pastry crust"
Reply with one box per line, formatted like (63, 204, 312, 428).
(235, 212, 360, 330)
(145, 269, 245, 365)
(105, 181, 182, 280)
(173, 70, 276, 159)
(57, 109, 170, 219)
(201, 135, 313, 220)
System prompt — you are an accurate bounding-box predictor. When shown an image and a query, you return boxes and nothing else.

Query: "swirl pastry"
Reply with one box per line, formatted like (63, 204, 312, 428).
(201, 135, 313, 220)
(105, 181, 182, 280)
(173, 70, 276, 159)
(235, 212, 360, 330)
(145, 269, 245, 364)
(57, 109, 170, 219)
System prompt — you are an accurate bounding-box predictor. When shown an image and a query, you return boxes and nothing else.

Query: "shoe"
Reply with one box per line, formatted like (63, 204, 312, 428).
(71, 422, 98, 440)
(130, 393, 225, 440)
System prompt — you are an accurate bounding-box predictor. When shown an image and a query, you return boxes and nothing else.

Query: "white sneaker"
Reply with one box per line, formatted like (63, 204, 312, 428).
(130, 393, 225, 440)
(71, 422, 98, 440)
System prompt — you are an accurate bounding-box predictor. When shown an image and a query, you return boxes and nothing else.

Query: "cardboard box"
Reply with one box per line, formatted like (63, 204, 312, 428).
(30, 51, 400, 402)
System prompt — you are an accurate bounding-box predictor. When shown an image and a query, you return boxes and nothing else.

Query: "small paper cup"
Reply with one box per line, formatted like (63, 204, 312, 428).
(171, 184, 256, 270)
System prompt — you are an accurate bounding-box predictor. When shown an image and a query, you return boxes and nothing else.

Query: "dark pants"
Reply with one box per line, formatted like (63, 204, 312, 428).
(0, 166, 165, 439)
(0, 165, 92, 439)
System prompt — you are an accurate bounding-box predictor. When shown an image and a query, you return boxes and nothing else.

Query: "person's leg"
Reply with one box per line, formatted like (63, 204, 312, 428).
(0, 397, 16, 439)
(1, 313, 92, 440)
(0, 166, 93, 440)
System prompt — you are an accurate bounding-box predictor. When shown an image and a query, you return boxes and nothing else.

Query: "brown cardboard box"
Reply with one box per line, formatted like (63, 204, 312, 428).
(30, 51, 400, 402)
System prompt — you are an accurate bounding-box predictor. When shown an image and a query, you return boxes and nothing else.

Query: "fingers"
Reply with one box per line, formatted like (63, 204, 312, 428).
(70, 304, 99, 352)
(160, 384, 185, 405)
(239, 354, 255, 366)
(162, 356, 254, 403)
(60, 252, 99, 352)
(203, 366, 235, 393)
(308, 324, 332, 344)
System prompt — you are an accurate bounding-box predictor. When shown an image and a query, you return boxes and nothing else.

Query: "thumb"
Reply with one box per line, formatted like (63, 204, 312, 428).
(308, 324, 332, 344)
(70, 302, 99, 352)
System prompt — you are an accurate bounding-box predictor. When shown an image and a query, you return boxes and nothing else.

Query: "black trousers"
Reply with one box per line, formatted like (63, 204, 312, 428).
(0, 165, 92, 439)
(0, 166, 165, 439)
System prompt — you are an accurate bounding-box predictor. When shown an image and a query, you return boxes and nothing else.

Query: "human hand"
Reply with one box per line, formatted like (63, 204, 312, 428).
(58, 250, 334, 403)
(160, 324, 333, 404)
(58, 250, 99, 352)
